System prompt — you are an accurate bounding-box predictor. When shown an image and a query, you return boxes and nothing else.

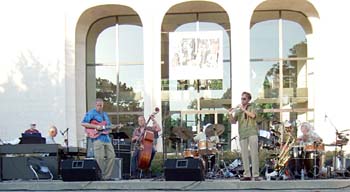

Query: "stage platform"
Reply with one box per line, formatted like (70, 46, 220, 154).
(1, 178, 350, 191)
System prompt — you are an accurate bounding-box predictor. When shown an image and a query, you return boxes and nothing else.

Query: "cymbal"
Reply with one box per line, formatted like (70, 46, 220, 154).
(272, 121, 282, 125)
(205, 124, 225, 137)
(324, 143, 341, 147)
(172, 126, 193, 140)
(340, 129, 350, 133)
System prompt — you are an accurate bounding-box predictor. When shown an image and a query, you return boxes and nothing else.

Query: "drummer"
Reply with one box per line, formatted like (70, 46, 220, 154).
(193, 123, 219, 172)
(194, 123, 219, 143)
(297, 122, 323, 145)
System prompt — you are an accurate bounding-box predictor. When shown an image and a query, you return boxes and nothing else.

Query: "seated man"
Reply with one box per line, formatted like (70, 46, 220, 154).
(24, 122, 41, 134)
(46, 125, 58, 144)
(297, 122, 323, 144)
(297, 122, 324, 177)
(193, 123, 219, 173)
(21, 122, 44, 144)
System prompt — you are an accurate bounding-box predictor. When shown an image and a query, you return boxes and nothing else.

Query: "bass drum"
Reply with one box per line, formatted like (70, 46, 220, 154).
(304, 151, 322, 178)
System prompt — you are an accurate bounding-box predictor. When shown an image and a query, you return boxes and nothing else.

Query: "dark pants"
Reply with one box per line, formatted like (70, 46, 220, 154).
(131, 147, 156, 176)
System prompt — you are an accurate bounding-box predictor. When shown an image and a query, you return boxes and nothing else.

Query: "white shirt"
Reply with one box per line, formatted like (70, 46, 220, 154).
(46, 136, 56, 144)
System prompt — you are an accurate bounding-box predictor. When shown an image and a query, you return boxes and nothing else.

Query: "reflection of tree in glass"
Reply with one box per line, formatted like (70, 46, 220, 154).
(96, 77, 143, 112)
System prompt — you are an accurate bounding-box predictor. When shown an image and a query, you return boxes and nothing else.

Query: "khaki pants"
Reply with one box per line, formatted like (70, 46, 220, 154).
(240, 135, 259, 178)
(93, 140, 115, 180)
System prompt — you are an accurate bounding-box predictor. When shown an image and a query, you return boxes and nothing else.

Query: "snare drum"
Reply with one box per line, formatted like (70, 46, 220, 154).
(198, 140, 208, 150)
(207, 141, 217, 154)
(183, 148, 199, 158)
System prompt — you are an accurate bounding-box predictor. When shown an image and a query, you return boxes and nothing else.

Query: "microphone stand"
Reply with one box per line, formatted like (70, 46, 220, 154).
(61, 128, 69, 154)
(325, 115, 344, 177)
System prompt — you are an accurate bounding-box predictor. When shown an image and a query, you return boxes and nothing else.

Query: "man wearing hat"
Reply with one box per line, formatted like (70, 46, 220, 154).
(24, 122, 40, 134)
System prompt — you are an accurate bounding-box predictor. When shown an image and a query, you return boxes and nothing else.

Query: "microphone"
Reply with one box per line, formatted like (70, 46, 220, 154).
(60, 128, 69, 135)
(231, 136, 238, 141)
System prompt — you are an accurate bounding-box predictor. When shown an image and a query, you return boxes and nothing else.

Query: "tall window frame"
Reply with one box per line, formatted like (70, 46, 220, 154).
(250, 10, 314, 138)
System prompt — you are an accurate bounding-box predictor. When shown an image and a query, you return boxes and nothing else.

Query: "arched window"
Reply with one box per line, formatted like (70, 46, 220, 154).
(161, 2, 231, 151)
(86, 16, 143, 136)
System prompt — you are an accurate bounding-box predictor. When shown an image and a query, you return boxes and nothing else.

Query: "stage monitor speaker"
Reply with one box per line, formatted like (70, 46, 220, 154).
(0, 157, 2, 181)
(115, 152, 131, 179)
(2, 156, 59, 180)
(164, 158, 204, 181)
(61, 159, 102, 181)
(111, 158, 122, 180)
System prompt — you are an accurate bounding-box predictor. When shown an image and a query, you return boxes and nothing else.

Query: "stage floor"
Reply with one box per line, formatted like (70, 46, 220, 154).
(1, 178, 350, 191)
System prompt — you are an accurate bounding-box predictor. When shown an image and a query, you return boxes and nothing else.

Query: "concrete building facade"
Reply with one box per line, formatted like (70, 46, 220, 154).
(0, 0, 349, 153)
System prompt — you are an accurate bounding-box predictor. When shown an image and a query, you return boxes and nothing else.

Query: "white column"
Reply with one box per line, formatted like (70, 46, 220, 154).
(142, 13, 163, 152)
(228, 8, 251, 152)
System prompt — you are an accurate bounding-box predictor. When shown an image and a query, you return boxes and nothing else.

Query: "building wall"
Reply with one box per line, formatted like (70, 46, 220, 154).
(0, 0, 349, 152)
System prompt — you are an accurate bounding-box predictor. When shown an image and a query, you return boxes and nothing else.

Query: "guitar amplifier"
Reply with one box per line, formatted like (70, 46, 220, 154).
(111, 158, 122, 180)
(112, 139, 131, 152)
(115, 152, 131, 179)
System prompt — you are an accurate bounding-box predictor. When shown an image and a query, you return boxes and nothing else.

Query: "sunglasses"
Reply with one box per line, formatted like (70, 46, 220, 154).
(241, 98, 247, 101)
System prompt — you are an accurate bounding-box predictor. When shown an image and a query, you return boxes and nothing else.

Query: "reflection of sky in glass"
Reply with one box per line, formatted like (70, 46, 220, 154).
(95, 25, 143, 92)
(250, 20, 306, 98)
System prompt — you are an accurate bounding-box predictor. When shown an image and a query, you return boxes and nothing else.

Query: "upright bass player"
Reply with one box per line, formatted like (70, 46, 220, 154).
(131, 111, 161, 178)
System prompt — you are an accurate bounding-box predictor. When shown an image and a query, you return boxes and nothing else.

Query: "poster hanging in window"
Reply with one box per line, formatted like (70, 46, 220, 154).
(169, 31, 223, 80)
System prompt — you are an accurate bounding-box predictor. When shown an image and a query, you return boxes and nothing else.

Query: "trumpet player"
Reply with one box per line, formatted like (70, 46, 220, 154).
(228, 91, 260, 181)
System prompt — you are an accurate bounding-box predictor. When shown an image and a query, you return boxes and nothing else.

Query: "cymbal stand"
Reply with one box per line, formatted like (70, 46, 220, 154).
(312, 142, 320, 179)
(325, 114, 347, 178)
(334, 143, 347, 178)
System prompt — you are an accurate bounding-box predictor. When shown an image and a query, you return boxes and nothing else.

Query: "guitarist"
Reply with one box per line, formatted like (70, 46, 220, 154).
(81, 98, 115, 181)
(131, 115, 161, 178)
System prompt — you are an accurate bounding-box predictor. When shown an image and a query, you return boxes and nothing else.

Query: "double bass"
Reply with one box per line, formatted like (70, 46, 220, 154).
(137, 107, 160, 170)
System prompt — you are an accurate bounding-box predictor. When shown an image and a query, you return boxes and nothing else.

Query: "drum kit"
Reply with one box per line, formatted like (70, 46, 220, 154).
(265, 128, 350, 180)
(171, 124, 227, 177)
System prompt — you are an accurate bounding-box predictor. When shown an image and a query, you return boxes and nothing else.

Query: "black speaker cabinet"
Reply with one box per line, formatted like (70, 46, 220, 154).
(61, 159, 102, 181)
(2, 156, 59, 180)
(0, 157, 2, 182)
(115, 151, 131, 179)
(164, 158, 204, 181)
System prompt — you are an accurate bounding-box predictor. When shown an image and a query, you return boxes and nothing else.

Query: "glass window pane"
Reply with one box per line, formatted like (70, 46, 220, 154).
(95, 65, 117, 112)
(96, 27, 116, 65)
(283, 20, 307, 58)
(250, 20, 279, 59)
(251, 61, 280, 100)
(119, 25, 144, 112)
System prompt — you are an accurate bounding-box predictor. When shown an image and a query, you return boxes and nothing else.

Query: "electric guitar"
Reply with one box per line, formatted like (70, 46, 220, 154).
(85, 120, 122, 139)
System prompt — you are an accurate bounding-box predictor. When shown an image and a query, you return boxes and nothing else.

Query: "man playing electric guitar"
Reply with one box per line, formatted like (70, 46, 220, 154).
(81, 98, 116, 181)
